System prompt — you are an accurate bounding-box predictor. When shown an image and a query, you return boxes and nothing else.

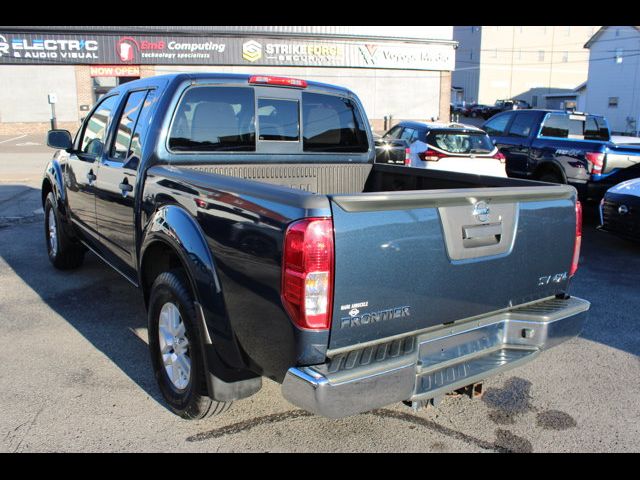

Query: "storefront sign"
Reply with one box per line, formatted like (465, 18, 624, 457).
(0, 32, 455, 71)
(90, 65, 141, 77)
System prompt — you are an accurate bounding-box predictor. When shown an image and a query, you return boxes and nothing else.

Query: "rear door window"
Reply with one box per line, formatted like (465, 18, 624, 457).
(507, 111, 538, 138)
(111, 90, 148, 161)
(302, 92, 368, 152)
(483, 113, 512, 136)
(168, 86, 256, 152)
(400, 127, 416, 142)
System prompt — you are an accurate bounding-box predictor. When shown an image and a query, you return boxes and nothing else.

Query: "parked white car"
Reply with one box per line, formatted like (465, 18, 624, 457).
(375, 121, 507, 177)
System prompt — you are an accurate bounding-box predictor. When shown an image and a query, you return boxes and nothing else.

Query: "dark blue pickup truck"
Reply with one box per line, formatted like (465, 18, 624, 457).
(42, 73, 589, 419)
(482, 109, 640, 199)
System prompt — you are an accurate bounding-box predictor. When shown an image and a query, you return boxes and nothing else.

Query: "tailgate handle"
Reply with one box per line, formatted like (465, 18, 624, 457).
(462, 223, 502, 247)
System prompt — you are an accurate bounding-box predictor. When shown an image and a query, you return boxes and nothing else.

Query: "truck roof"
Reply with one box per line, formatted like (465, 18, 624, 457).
(518, 108, 606, 119)
(108, 72, 353, 97)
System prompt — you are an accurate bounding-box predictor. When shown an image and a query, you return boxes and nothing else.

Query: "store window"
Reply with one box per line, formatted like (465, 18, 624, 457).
(93, 75, 140, 103)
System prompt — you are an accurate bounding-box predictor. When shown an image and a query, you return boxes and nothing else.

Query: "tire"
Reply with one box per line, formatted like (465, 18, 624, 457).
(44, 192, 85, 270)
(148, 270, 231, 420)
(537, 172, 564, 184)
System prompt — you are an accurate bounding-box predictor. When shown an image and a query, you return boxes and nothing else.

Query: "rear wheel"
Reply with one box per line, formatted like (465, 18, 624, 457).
(148, 270, 231, 419)
(44, 192, 84, 270)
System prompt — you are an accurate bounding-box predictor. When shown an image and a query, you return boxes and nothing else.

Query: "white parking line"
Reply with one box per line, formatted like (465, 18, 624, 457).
(0, 134, 28, 144)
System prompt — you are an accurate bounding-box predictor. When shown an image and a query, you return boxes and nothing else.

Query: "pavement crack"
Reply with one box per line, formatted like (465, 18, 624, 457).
(186, 409, 314, 442)
(369, 409, 514, 453)
(12, 405, 45, 453)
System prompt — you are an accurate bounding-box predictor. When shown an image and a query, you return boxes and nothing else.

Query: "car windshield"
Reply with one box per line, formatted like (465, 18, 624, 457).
(427, 131, 494, 154)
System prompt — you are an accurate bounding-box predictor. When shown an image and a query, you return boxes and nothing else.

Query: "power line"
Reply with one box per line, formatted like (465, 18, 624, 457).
(455, 51, 640, 68)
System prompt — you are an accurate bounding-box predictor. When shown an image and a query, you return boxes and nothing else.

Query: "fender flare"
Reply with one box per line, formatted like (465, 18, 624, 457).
(533, 159, 568, 183)
(42, 159, 66, 208)
(139, 204, 261, 401)
(42, 158, 77, 238)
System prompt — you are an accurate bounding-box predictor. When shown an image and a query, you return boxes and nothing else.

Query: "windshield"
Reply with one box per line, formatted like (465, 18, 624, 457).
(427, 131, 494, 154)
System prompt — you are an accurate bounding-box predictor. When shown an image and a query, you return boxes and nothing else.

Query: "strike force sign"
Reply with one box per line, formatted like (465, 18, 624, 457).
(0, 32, 455, 71)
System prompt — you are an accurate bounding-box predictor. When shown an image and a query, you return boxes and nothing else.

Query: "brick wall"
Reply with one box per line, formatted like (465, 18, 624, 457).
(75, 65, 93, 123)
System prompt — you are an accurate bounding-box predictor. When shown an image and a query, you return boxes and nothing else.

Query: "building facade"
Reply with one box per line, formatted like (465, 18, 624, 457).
(452, 26, 599, 107)
(584, 26, 640, 136)
(0, 26, 456, 135)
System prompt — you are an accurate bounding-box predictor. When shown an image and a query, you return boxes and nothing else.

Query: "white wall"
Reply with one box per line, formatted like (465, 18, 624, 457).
(153, 65, 442, 122)
(585, 26, 640, 134)
(0, 65, 78, 123)
(452, 26, 481, 103)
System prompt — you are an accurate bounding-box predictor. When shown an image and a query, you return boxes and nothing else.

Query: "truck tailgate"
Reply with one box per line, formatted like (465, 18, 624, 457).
(328, 185, 577, 351)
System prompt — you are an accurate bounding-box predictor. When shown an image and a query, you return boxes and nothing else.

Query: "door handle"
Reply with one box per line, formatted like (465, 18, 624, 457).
(119, 181, 133, 193)
(462, 222, 502, 248)
(87, 170, 96, 185)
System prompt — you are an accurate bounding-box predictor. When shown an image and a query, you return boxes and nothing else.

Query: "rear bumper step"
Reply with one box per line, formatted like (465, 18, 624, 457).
(282, 296, 589, 418)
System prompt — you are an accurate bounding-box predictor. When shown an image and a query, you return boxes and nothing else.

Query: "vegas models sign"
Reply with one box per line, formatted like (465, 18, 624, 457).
(0, 33, 455, 71)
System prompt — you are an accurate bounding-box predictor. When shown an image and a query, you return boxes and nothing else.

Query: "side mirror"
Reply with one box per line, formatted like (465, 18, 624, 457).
(47, 130, 73, 150)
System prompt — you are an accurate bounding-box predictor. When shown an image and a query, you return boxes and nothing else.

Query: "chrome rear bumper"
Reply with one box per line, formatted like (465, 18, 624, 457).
(282, 296, 590, 418)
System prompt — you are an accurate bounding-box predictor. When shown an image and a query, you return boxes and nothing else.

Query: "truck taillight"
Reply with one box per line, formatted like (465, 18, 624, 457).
(282, 218, 334, 330)
(404, 147, 411, 166)
(249, 75, 308, 88)
(493, 151, 506, 164)
(418, 149, 446, 162)
(586, 152, 605, 175)
(570, 201, 582, 277)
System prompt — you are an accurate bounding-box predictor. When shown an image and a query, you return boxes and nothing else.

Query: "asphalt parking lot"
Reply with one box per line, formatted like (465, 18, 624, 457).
(0, 135, 639, 452)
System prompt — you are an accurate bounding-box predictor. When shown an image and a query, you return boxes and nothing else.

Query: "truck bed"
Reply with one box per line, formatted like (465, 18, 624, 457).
(166, 161, 577, 352)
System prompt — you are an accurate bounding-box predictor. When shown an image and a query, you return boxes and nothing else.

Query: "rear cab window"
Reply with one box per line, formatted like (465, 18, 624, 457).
(168, 86, 256, 152)
(302, 92, 368, 152)
(540, 113, 610, 141)
(167, 84, 370, 156)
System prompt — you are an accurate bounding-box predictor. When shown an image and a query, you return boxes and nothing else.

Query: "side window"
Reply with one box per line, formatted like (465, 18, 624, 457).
(129, 90, 159, 163)
(507, 112, 537, 138)
(383, 125, 402, 139)
(111, 90, 149, 161)
(168, 86, 256, 152)
(79, 95, 120, 158)
(257, 98, 299, 141)
(540, 114, 569, 138)
(400, 128, 415, 142)
(410, 129, 423, 142)
(483, 113, 512, 136)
